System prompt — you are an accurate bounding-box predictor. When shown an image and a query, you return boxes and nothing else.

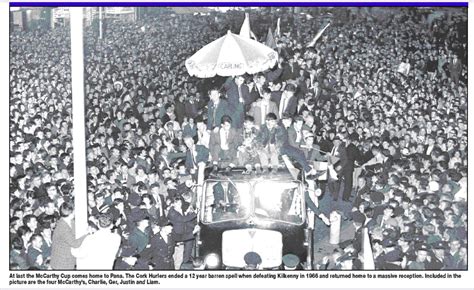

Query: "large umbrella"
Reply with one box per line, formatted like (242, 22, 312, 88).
(185, 30, 278, 78)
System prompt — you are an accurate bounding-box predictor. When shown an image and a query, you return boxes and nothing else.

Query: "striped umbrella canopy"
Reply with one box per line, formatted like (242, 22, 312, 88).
(185, 30, 278, 78)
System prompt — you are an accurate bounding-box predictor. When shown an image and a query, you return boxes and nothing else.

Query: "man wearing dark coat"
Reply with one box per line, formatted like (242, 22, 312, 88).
(223, 76, 249, 128)
(183, 134, 209, 173)
(280, 58, 301, 82)
(448, 54, 462, 84)
(327, 136, 348, 202)
(212, 181, 240, 216)
(274, 85, 298, 118)
(128, 213, 150, 256)
(207, 89, 229, 130)
(167, 198, 197, 265)
(140, 219, 175, 270)
(174, 95, 187, 124)
(343, 135, 363, 201)
(27, 234, 46, 269)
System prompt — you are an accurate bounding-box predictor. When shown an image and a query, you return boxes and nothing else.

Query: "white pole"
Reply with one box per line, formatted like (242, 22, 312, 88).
(50, 9, 54, 29)
(69, 7, 88, 247)
(329, 211, 341, 245)
(362, 228, 375, 269)
(98, 7, 103, 39)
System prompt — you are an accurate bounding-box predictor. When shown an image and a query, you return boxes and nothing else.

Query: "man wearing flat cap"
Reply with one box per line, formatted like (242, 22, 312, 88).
(425, 241, 447, 270)
(327, 135, 348, 202)
(407, 243, 430, 270)
(398, 233, 416, 267)
(128, 212, 150, 257)
(375, 238, 402, 270)
(140, 217, 175, 270)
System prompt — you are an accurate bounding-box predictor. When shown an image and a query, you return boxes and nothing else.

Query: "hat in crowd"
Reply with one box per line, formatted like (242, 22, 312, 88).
(412, 234, 427, 244)
(415, 243, 431, 252)
(155, 216, 171, 227)
(244, 251, 262, 267)
(382, 228, 400, 240)
(352, 211, 366, 225)
(431, 208, 444, 220)
(282, 254, 300, 269)
(382, 238, 397, 248)
(431, 241, 447, 250)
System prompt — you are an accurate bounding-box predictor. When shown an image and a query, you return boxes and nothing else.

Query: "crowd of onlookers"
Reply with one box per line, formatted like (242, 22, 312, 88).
(10, 7, 467, 270)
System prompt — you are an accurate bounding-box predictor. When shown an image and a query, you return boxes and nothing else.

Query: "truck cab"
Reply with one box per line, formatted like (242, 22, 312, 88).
(194, 167, 313, 269)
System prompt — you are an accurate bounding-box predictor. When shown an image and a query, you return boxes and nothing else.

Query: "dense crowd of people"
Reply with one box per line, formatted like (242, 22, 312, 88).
(10, 7, 467, 270)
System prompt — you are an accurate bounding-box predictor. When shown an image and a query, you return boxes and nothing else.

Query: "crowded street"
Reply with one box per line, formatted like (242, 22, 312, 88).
(9, 6, 467, 270)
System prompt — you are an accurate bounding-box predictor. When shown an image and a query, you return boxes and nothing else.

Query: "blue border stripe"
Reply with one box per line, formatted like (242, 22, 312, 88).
(9, 2, 470, 7)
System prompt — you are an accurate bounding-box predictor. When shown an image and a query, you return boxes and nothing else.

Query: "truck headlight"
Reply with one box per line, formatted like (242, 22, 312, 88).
(204, 253, 220, 269)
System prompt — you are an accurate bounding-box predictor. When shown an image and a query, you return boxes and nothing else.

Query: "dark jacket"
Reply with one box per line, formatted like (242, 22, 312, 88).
(128, 227, 150, 255)
(255, 124, 286, 149)
(185, 145, 209, 171)
(140, 233, 175, 270)
(27, 246, 45, 269)
(212, 182, 239, 205)
(207, 99, 229, 130)
(223, 77, 252, 107)
(167, 207, 197, 242)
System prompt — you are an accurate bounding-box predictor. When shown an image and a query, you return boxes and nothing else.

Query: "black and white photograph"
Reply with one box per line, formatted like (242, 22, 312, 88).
(8, 4, 468, 272)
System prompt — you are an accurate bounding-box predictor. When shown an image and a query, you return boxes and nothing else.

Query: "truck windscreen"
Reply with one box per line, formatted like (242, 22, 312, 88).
(202, 180, 251, 223)
(253, 180, 304, 224)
